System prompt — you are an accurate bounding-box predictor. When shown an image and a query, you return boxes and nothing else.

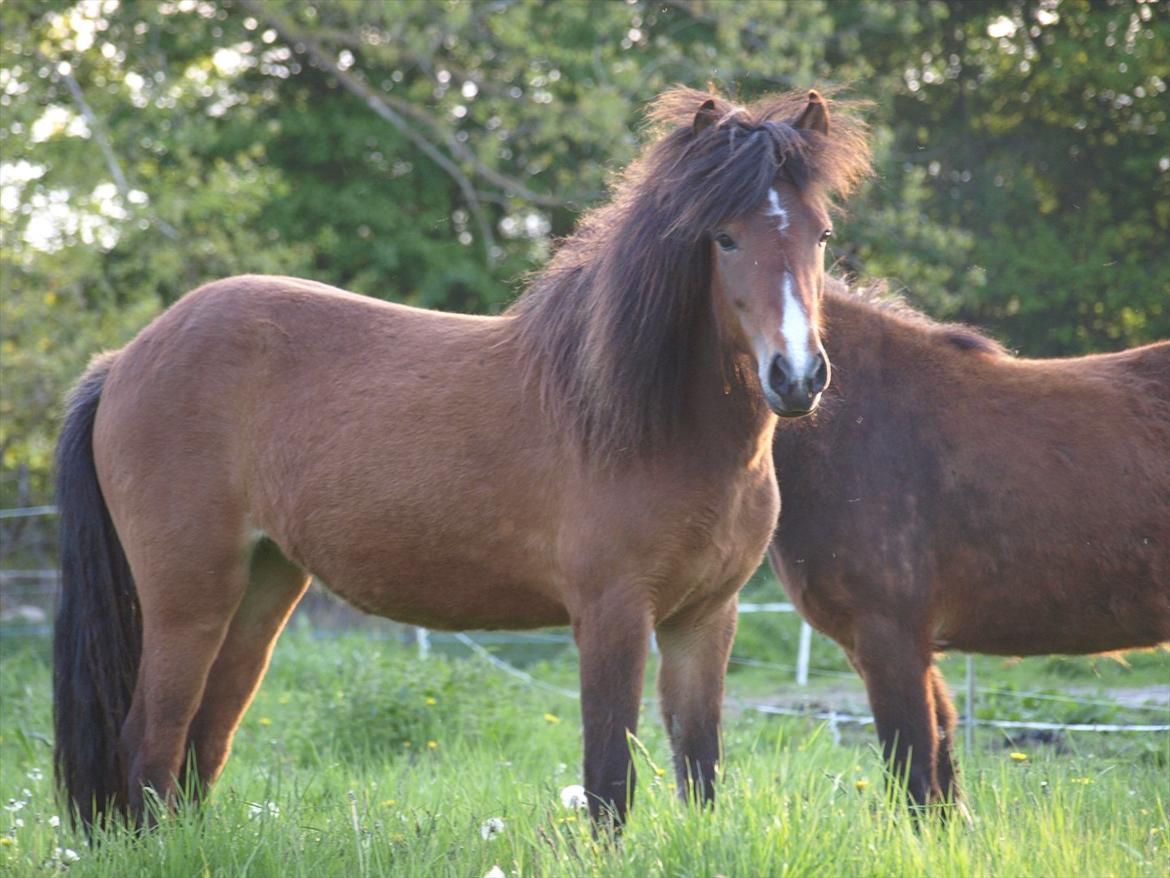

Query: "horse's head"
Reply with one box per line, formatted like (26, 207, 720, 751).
(711, 176, 832, 416)
(510, 87, 869, 458)
(699, 93, 837, 417)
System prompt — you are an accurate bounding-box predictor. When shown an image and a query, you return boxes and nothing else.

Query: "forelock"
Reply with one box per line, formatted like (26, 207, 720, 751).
(641, 86, 873, 237)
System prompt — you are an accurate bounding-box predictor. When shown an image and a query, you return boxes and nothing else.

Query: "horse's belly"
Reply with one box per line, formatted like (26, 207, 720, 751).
(936, 561, 1170, 655)
(278, 517, 569, 631)
(318, 565, 570, 631)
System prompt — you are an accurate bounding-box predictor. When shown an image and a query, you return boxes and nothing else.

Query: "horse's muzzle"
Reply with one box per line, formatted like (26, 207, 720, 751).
(766, 350, 829, 417)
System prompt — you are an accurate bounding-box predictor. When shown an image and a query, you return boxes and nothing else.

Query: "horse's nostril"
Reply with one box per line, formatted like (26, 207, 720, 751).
(809, 352, 828, 394)
(769, 354, 791, 396)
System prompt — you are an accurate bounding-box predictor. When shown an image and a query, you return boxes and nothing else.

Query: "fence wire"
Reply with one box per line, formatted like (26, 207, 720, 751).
(3, 507, 1168, 736)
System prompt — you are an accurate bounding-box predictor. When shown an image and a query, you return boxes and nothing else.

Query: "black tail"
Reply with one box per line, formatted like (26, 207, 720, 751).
(53, 352, 141, 828)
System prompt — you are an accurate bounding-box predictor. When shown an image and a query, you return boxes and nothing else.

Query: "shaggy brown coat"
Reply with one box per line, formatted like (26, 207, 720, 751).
(53, 88, 871, 829)
(769, 279, 1170, 808)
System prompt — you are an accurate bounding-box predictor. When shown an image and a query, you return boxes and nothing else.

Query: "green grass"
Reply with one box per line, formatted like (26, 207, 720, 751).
(1, 627, 1167, 877)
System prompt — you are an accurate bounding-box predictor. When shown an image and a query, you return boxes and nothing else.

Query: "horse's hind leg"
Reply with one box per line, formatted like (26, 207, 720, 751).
(120, 543, 250, 819)
(930, 666, 961, 803)
(185, 539, 310, 792)
(655, 598, 737, 806)
(852, 618, 940, 811)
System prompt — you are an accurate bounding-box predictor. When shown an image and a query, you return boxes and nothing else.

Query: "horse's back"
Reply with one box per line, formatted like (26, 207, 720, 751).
(93, 275, 500, 484)
(89, 275, 570, 626)
(1098, 339, 1170, 423)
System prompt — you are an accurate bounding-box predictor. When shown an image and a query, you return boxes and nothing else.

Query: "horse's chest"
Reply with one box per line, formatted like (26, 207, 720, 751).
(657, 468, 779, 619)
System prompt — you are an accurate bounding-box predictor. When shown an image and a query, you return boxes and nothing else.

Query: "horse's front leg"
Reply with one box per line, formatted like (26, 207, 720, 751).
(572, 590, 652, 829)
(655, 597, 737, 807)
(853, 617, 940, 812)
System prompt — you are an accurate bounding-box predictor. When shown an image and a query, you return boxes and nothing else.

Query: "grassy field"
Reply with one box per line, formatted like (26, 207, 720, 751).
(0, 619, 1167, 877)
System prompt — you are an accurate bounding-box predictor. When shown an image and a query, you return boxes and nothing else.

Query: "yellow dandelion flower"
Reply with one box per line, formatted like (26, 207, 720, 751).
(1072, 777, 1093, 785)
(425, 696, 437, 706)
(427, 740, 438, 750)
(403, 740, 412, 748)
(655, 767, 666, 777)
(0, 838, 13, 847)
(1009, 751, 1028, 762)
(258, 717, 272, 727)
(544, 713, 560, 725)
(381, 799, 396, 807)
(855, 779, 870, 791)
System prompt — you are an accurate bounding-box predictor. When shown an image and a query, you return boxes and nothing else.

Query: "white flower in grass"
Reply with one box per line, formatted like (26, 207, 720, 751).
(48, 815, 60, 828)
(480, 817, 505, 840)
(52, 846, 80, 862)
(26, 769, 43, 782)
(12, 818, 23, 828)
(247, 801, 280, 819)
(559, 784, 587, 811)
(3, 800, 25, 813)
(484, 866, 506, 878)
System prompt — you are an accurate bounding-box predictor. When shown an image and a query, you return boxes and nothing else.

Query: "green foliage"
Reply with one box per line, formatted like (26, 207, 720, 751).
(853, 0, 1170, 354)
(2, 0, 1167, 508)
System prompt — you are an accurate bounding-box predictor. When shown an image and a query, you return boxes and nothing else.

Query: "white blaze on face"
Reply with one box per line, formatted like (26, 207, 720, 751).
(781, 272, 812, 375)
(764, 187, 789, 233)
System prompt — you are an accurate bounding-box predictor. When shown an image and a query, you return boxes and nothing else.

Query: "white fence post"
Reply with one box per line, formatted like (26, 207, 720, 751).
(415, 626, 430, 660)
(796, 620, 812, 686)
(964, 654, 975, 753)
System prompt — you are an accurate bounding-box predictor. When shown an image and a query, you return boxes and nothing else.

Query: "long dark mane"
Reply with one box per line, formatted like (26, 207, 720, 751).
(507, 87, 872, 461)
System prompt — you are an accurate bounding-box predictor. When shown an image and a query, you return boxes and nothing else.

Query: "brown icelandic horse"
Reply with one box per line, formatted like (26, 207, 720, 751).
(769, 279, 1170, 811)
(53, 88, 871, 829)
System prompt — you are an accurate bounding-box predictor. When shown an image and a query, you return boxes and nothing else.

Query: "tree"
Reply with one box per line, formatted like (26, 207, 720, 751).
(2, 0, 1165, 514)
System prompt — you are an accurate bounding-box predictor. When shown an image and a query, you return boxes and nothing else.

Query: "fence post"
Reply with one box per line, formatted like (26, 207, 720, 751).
(415, 626, 430, 660)
(796, 620, 812, 686)
(964, 654, 975, 753)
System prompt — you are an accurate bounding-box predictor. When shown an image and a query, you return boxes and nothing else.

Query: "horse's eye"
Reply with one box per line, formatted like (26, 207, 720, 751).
(819, 229, 833, 245)
(714, 233, 737, 252)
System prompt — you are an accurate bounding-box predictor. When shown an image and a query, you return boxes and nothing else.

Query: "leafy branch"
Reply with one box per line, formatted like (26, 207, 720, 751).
(240, 0, 501, 264)
(41, 52, 181, 241)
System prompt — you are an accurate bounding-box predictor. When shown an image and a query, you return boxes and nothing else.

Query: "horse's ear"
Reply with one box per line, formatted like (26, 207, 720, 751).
(692, 99, 719, 135)
(793, 90, 830, 135)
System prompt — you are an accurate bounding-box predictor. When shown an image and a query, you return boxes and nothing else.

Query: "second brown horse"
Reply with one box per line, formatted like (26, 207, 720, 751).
(769, 279, 1170, 809)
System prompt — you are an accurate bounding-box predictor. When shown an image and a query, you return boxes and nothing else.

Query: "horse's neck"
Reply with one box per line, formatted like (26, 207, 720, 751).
(684, 316, 775, 458)
(823, 291, 908, 376)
